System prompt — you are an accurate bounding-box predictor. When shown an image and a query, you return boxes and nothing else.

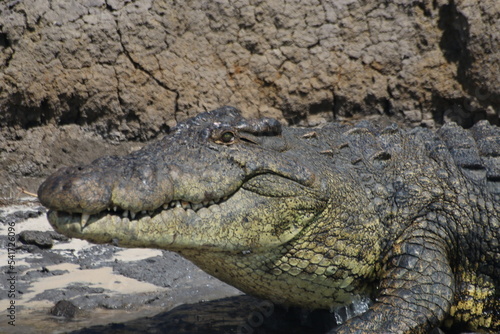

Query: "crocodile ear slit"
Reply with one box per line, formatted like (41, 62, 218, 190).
(236, 117, 282, 136)
(239, 135, 258, 145)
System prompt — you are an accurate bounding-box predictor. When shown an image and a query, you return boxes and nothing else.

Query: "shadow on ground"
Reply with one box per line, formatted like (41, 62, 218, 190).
(69, 295, 338, 334)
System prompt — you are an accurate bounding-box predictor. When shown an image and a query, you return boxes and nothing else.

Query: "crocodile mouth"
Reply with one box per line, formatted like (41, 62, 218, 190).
(46, 173, 325, 252)
(55, 195, 231, 230)
(50, 171, 317, 231)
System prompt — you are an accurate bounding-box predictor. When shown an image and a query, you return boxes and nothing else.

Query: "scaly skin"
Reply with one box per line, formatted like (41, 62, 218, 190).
(38, 107, 500, 333)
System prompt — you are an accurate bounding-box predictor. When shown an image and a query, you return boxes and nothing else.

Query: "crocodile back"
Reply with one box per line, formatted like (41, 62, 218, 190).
(312, 120, 500, 331)
(313, 119, 500, 272)
(438, 121, 500, 203)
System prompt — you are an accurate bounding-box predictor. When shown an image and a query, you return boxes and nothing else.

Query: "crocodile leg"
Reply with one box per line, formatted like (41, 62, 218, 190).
(332, 223, 455, 333)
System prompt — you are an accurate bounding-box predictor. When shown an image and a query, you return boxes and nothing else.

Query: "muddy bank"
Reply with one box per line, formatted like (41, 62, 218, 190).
(2, 0, 499, 135)
(2, 0, 500, 198)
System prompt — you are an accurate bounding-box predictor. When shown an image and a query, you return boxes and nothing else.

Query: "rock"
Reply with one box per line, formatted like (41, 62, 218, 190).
(19, 230, 53, 248)
(23, 267, 68, 279)
(0, 206, 45, 223)
(50, 300, 80, 319)
(19, 230, 69, 248)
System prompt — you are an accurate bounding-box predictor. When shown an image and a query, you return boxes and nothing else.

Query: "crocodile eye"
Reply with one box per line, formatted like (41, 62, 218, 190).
(220, 131, 235, 144)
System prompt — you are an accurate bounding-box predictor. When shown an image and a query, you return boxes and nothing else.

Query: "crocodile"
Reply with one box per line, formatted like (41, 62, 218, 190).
(38, 106, 500, 333)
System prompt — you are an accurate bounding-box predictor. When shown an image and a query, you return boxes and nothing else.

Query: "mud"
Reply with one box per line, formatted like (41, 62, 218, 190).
(0, 123, 143, 198)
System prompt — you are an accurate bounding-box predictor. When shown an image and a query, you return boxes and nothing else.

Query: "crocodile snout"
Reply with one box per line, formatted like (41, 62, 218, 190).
(38, 156, 174, 215)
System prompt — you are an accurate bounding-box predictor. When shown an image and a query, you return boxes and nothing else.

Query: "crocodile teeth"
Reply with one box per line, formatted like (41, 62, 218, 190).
(81, 213, 90, 229)
(104, 197, 230, 219)
(143, 197, 233, 215)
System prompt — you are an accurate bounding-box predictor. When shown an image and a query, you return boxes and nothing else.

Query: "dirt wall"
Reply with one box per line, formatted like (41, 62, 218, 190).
(1, 0, 499, 195)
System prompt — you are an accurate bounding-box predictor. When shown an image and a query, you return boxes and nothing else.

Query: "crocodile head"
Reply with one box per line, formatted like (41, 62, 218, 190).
(38, 106, 329, 254)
